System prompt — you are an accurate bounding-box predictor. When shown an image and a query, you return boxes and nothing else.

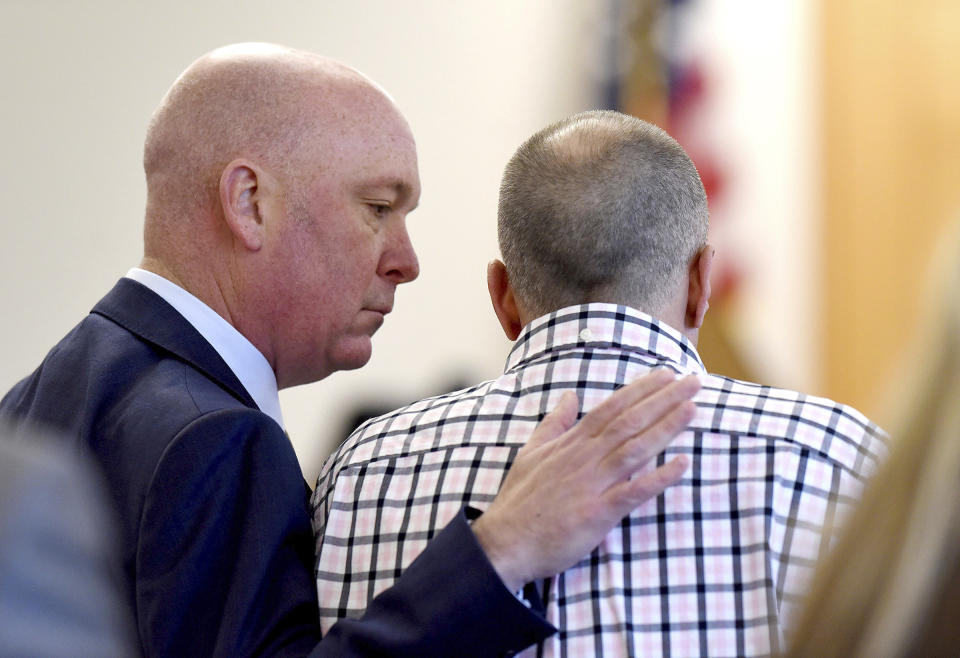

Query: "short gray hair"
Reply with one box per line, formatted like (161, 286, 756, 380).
(497, 110, 708, 318)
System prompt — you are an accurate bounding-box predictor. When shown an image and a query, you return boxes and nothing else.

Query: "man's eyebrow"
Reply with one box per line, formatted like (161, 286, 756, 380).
(358, 178, 419, 208)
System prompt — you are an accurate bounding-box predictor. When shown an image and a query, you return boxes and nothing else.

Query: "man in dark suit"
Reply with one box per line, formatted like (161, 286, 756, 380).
(0, 43, 699, 656)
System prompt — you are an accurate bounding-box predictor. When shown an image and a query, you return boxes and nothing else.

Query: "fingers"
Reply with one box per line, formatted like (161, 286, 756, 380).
(599, 374, 701, 450)
(603, 454, 690, 511)
(598, 392, 697, 482)
(524, 390, 579, 450)
(475, 371, 699, 591)
(573, 369, 678, 436)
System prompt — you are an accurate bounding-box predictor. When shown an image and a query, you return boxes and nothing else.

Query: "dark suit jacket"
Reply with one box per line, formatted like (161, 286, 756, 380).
(1, 279, 552, 657)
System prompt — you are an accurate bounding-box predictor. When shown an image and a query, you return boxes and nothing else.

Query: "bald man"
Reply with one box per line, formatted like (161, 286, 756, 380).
(0, 45, 699, 657)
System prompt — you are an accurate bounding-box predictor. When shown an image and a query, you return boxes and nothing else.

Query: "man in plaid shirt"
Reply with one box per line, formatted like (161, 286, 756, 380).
(312, 111, 886, 656)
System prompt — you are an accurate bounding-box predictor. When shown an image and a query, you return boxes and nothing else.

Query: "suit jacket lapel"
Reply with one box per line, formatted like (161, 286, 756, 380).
(91, 278, 258, 409)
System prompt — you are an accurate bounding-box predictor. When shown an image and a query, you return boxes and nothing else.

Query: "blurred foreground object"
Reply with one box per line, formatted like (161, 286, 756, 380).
(785, 222, 960, 657)
(0, 420, 136, 657)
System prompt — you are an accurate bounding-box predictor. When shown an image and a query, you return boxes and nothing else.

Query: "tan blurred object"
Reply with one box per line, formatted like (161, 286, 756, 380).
(695, 294, 757, 381)
(820, 0, 960, 415)
(617, 0, 669, 127)
(618, 0, 756, 383)
(785, 222, 960, 658)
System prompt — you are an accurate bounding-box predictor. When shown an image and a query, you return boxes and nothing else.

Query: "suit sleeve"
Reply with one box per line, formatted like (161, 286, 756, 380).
(313, 507, 556, 657)
(137, 408, 554, 657)
(136, 409, 321, 657)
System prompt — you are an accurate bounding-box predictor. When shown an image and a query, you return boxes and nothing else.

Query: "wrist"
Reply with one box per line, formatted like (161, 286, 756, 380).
(470, 511, 528, 592)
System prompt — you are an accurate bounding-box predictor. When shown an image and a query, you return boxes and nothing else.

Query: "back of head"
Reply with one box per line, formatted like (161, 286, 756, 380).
(497, 110, 708, 319)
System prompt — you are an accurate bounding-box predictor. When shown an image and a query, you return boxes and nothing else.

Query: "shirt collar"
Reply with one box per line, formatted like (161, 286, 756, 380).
(125, 268, 284, 429)
(505, 303, 706, 375)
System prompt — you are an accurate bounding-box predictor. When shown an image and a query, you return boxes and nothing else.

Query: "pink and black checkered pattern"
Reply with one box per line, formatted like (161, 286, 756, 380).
(312, 304, 886, 657)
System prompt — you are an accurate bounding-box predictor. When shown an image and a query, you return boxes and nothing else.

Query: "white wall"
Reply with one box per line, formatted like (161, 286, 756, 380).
(0, 0, 605, 477)
(0, 0, 816, 480)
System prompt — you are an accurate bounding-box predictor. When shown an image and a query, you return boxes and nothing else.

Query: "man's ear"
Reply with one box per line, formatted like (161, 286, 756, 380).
(219, 159, 268, 252)
(685, 245, 714, 330)
(487, 260, 524, 341)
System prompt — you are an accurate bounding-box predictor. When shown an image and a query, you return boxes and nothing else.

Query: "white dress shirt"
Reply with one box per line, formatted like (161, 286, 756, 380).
(125, 268, 284, 429)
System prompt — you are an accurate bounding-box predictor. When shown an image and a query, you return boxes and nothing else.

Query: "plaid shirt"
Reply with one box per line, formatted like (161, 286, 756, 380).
(312, 304, 887, 657)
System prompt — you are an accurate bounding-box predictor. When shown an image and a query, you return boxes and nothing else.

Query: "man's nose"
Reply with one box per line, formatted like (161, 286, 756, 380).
(380, 221, 420, 283)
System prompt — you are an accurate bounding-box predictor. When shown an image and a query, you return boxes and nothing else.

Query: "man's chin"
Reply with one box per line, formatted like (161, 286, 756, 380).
(331, 341, 374, 372)
(276, 338, 374, 387)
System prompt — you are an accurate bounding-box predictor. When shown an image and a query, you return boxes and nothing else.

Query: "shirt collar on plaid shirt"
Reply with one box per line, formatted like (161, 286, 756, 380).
(505, 303, 707, 375)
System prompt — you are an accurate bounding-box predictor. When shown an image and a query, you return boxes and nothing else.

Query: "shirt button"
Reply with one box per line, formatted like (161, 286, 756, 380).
(579, 328, 593, 342)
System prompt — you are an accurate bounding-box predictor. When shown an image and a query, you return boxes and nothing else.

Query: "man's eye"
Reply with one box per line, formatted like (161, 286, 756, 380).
(368, 203, 390, 217)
